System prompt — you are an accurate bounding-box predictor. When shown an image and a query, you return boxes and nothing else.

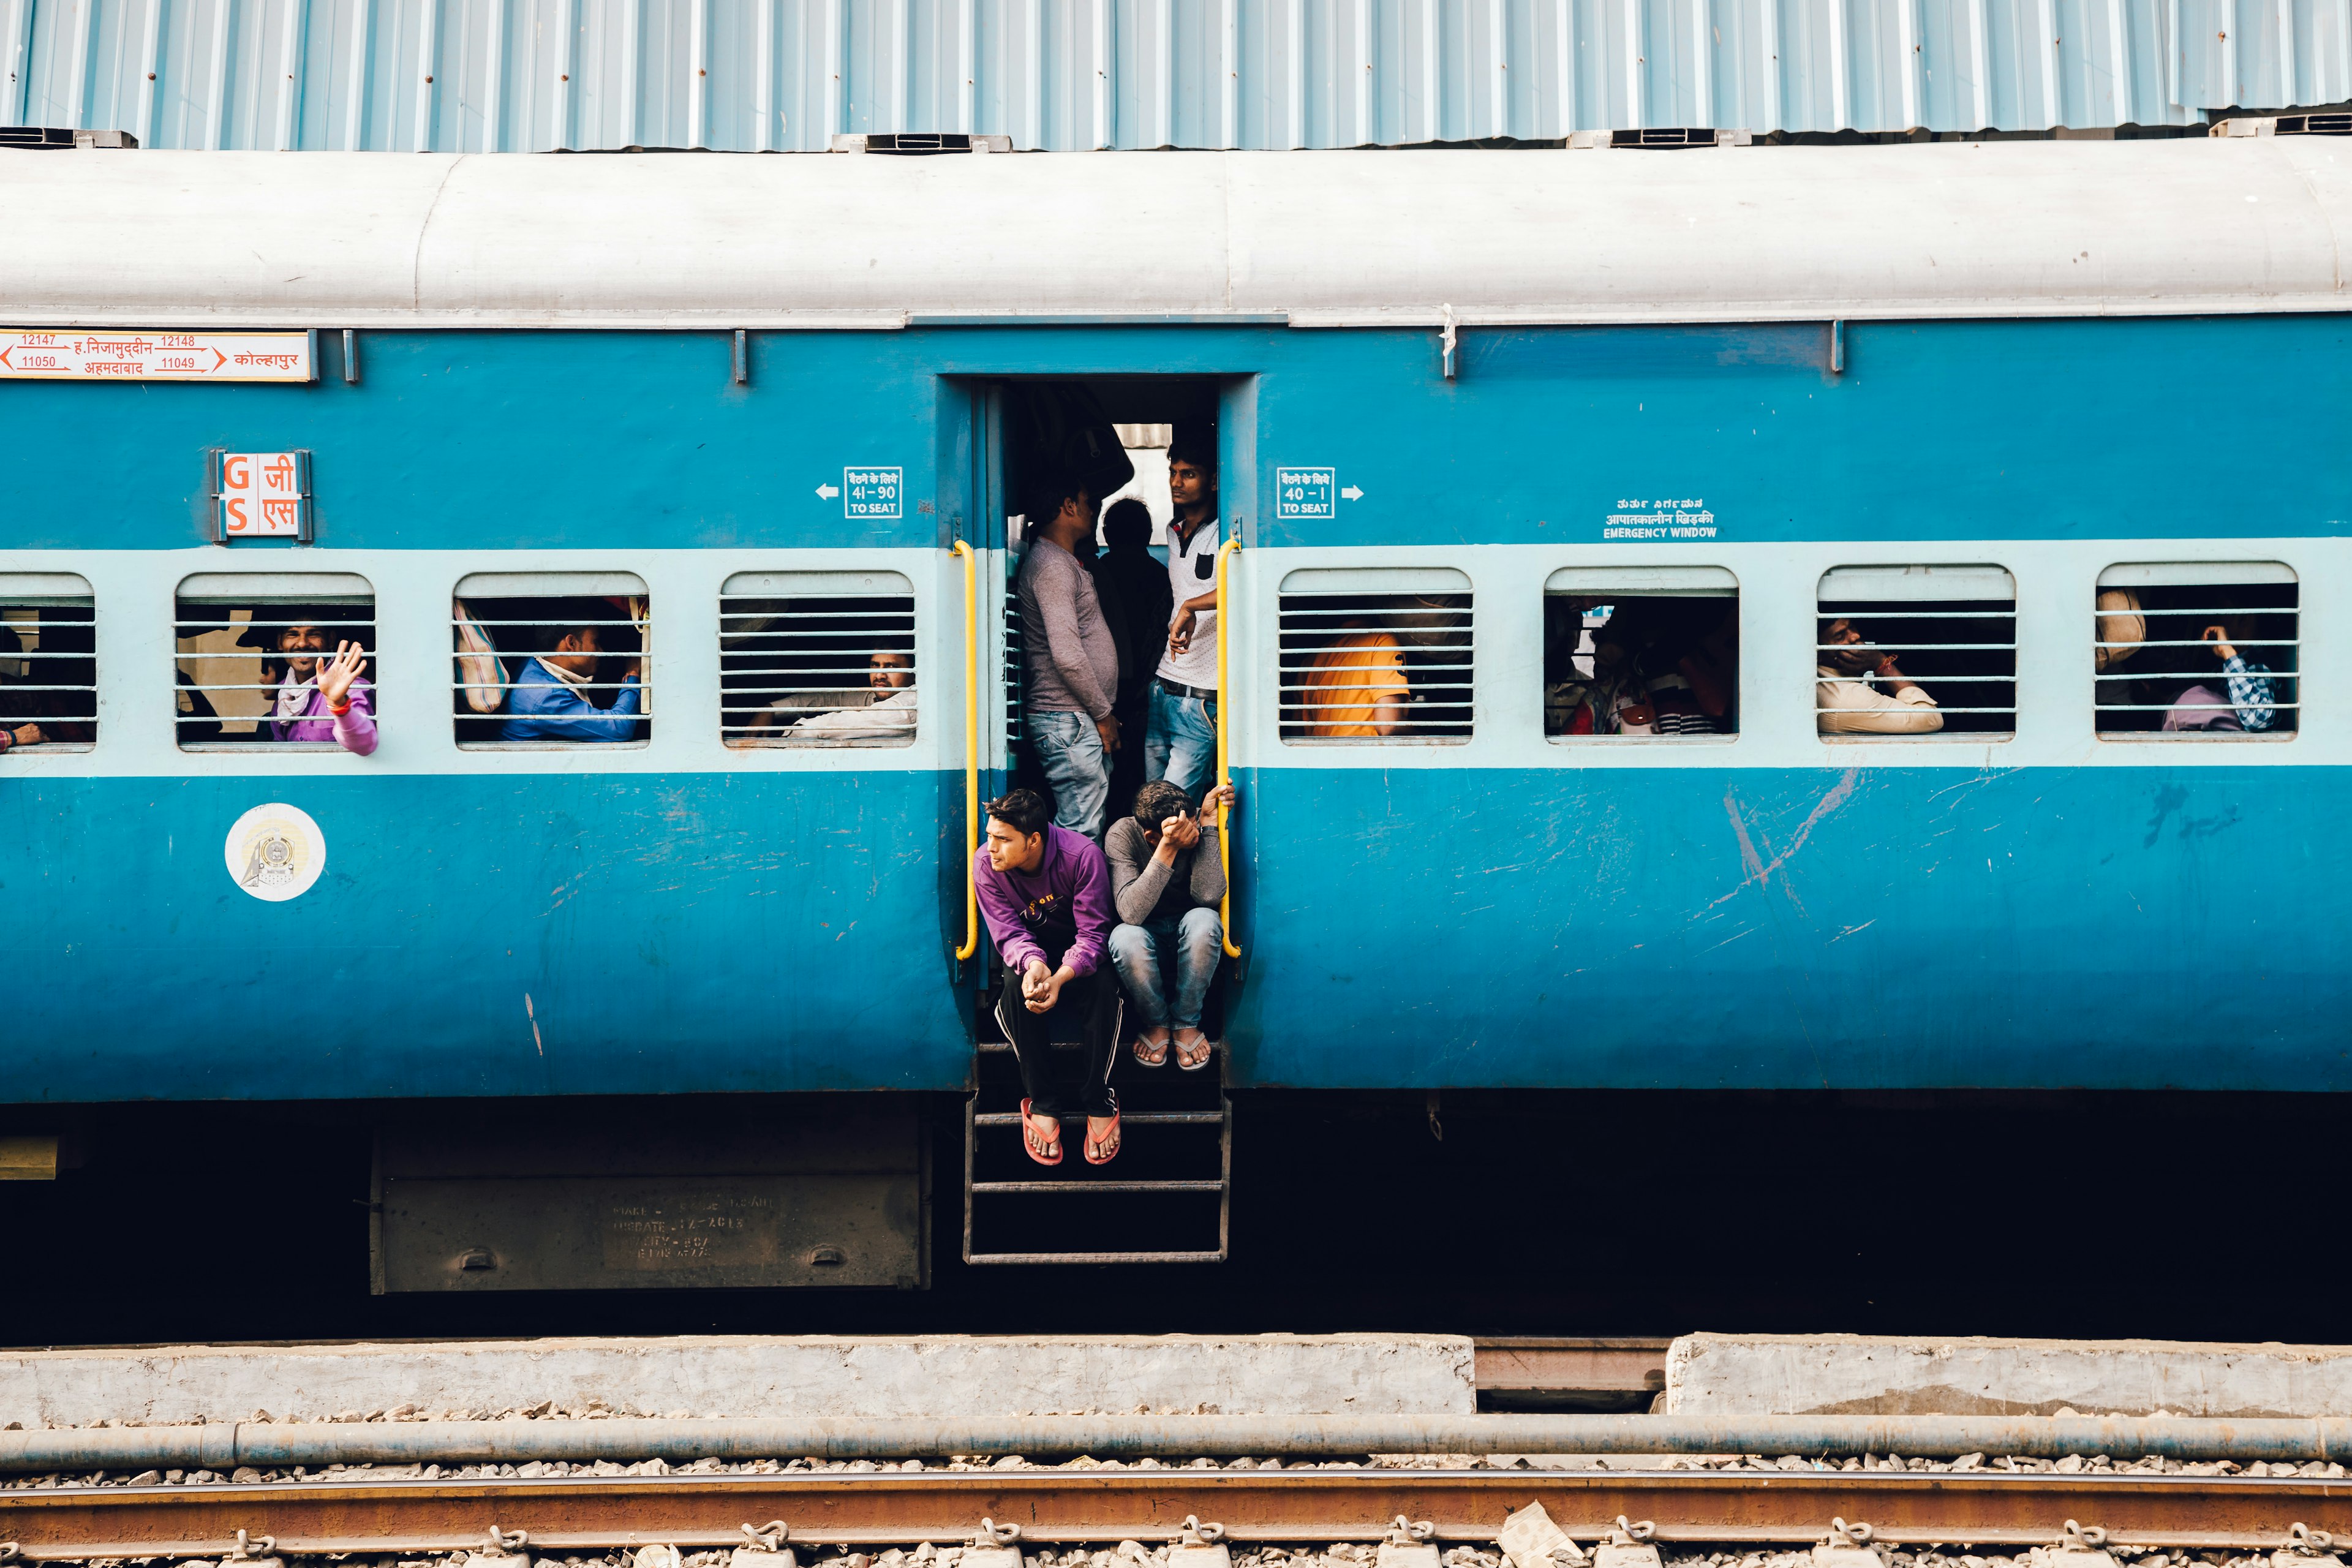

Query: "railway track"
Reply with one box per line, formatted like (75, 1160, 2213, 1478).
(5, 1466, 2350, 1561)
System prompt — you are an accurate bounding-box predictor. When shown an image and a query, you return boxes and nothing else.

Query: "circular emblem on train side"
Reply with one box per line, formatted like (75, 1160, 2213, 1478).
(224, 802, 326, 902)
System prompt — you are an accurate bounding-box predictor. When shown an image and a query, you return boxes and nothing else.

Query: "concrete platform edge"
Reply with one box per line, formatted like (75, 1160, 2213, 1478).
(1665, 1332, 2352, 1419)
(0, 1334, 1477, 1428)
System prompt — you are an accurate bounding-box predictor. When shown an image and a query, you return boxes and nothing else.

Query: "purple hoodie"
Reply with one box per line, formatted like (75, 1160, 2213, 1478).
(972, 823, 1113, 977)
(271, 676, 378, 755)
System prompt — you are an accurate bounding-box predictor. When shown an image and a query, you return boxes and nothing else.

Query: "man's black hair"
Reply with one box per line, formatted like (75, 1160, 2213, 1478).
(1025, 470, 1086, 527)
(1102, 497, 1153, 551)
(1167, 428, 1217, 477)
(551, 622, 608, 651)
(985, 787, 1055, 837)
(1131, 778, 1194, 835)
(538, 597, 626, 655)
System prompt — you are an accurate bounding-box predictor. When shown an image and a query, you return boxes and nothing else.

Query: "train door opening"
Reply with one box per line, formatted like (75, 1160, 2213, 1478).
(962, 375, 1235, 1265)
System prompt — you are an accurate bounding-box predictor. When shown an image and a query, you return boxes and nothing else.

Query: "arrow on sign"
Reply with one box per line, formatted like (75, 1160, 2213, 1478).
(210, 348, 226, 371)
(815, 483, 841, 500)
(1340, 484, 1364, 501)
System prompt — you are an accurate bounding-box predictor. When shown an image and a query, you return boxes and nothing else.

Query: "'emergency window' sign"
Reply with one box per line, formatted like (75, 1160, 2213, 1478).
(211, 450, 313, 542)
(1275, 467, 1336, 519)
(843, 466, 903, 519)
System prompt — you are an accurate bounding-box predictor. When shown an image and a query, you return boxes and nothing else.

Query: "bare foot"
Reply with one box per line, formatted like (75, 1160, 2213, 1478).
(1022, 1106, 1062, 1164)
(1085, 1114, 1120, 1164)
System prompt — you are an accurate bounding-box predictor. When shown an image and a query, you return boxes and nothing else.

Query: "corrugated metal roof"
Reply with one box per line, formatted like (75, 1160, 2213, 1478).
(4, 0, 2350, 153)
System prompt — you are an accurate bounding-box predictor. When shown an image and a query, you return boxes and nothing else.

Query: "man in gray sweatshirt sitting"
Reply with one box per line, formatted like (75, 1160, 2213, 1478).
(1106, 778, 1237, 1072)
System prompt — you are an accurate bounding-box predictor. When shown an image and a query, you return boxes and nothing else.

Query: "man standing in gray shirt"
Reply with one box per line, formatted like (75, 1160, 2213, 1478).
(1106, 777, 1236, 1071)
(1016, 470, 1122, 839)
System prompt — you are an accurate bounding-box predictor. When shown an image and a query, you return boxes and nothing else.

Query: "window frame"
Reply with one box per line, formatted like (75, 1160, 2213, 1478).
(2092, 561, 2298, 743)
(1542, 565, 1740, 745)
(1275, 565, 1476, 747)
(1814, 564, 2018, 745)
(452, 571, 652, 752)
(174, 570, 377, 754)
(0, 571, 98, 755)
(718, 568, 919, 750)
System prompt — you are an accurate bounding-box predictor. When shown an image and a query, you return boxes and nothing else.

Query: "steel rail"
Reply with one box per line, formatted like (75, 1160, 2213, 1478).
(13, 1415, 2352, 1475)
(4, 1468, 2351, 1559)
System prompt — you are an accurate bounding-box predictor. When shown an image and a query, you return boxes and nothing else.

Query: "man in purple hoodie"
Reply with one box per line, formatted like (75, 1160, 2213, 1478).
(973, 787, 1122, 1166)
(267, 617, 377, 755)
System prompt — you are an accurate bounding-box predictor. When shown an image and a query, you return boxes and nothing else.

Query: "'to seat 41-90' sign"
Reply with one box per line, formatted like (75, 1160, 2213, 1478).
(0, 329, 315, 382)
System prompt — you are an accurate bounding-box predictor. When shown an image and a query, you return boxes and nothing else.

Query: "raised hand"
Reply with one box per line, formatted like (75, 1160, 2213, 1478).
(317, 641, 367, 707)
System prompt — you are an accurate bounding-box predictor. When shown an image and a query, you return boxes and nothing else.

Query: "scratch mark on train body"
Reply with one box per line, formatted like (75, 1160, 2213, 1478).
(524, 992, 545, 1057)
(1710, 767, 1861, 912)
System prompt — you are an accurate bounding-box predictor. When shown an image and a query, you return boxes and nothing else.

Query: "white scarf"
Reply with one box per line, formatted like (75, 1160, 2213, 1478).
(538, 657, 592, 688)
(275, 672, 317, 722)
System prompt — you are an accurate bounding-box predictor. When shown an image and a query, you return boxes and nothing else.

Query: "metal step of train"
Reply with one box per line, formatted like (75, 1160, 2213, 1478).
(962, 1038, 1232, 1265)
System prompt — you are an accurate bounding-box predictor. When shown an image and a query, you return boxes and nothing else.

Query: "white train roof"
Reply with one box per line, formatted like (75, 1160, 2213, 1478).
(4, 141, 2348, 330)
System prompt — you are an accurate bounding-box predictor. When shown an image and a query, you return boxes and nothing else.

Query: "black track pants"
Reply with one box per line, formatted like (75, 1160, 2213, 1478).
(995, 966, 1123, 1118)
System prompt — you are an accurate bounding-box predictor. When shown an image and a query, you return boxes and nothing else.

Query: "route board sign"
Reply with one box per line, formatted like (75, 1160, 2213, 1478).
(0, 329, 315, 382)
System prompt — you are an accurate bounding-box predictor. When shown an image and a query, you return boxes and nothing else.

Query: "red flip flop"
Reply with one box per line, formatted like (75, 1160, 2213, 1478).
(1020, 1099, 1063, 1166)
(1084, 1109, 1121, 1166)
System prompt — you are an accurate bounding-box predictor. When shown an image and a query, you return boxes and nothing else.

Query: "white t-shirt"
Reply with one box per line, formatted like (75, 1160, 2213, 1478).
(1155, 515, 1221, 688)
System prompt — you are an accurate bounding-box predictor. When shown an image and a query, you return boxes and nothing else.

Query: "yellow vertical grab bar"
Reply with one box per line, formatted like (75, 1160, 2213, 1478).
(1215, 535, 1242, 959)
(952, 540, 981, 961)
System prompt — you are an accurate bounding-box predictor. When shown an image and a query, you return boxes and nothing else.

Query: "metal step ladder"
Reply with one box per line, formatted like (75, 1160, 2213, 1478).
(962, 1038, 1232, 1265)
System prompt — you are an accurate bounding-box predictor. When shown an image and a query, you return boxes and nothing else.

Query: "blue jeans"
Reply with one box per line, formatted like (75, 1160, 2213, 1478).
(1027, 709, 1110, 840)
(1108, 907, 1224, 1030)
(1145, 681, 1218, 801)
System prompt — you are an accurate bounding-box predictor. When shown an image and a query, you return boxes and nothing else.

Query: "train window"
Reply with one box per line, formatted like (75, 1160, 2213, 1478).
(0, 573, 96, 755)
(175, 573, 376, 752)
(1278, 567, 1473, 744)
(2094, 562, 2297, 738)
(719, 570, 916, 748)
(452, 571, 650, 748)
(1816, 565, 2015, 741)
(1543, 566, 1738, 739)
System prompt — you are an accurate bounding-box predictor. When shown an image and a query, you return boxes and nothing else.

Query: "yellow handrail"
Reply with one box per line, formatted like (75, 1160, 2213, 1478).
(1215, 534, 1242, 959)
(952, 539, 981, 961)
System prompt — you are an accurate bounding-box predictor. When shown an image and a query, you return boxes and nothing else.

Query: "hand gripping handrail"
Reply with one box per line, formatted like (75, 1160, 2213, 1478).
(1215, 535, 1242, 960)
(952, 540, 981, 962)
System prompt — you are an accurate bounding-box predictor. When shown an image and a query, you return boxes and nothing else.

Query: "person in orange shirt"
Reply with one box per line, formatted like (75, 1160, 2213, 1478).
(1299, 625, 1410, 737)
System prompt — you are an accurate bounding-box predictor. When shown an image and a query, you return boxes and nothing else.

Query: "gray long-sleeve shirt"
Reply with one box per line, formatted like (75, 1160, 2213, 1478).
(1016, 537, 1120, 721)
(1106, 815, 1226, 926)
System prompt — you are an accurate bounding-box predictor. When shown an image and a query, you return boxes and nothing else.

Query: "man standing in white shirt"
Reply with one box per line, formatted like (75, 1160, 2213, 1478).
(1144, 431, 1223, 798)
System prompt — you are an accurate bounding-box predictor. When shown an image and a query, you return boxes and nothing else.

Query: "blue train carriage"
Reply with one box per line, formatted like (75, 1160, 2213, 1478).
(0, 136, 2346, 1281)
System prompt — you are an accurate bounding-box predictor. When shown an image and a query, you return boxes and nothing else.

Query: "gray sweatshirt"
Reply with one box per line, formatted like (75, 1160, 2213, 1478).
(1016, 537, 1120, 720)
(1106, 816, 1227, 926)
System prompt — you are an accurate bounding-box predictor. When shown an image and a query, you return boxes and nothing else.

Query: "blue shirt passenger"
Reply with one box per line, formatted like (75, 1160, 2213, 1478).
(496, 622, 644, 742)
